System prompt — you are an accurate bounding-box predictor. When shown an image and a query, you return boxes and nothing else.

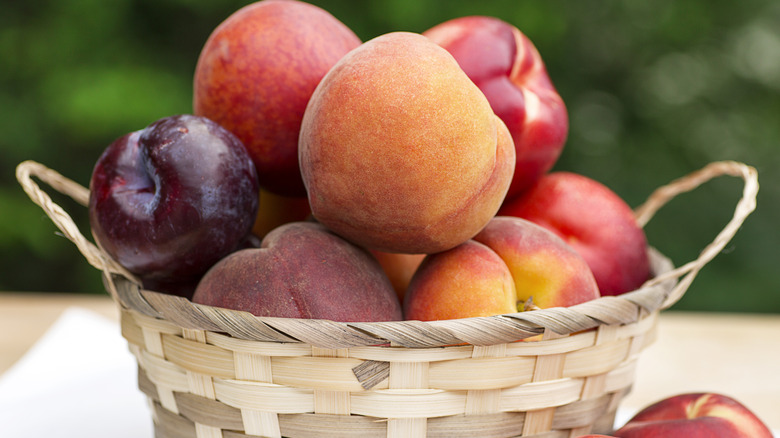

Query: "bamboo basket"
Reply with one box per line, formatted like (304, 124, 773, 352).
(16, 160, 757, 438)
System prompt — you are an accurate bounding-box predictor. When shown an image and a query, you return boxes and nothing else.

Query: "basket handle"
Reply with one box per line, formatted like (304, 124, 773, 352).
(15, 160, 140, 285)
(632, 161, 758, 309)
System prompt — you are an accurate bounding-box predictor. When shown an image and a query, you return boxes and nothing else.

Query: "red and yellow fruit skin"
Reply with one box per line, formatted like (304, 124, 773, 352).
(404, 217, 599, 322)
(613, 393, 774, 438)
(194, 0, 361, 197)
(500, 172, 650, 296)
(474, 216, 600, 309)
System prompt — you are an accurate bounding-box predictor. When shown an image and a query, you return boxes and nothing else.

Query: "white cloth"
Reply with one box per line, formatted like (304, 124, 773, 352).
(0, 307, 152, 438)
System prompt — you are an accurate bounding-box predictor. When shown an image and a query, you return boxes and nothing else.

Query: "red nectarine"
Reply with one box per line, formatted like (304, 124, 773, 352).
(500, 172, 650, 296)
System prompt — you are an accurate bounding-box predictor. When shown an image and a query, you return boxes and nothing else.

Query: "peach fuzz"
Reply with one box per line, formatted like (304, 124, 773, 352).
(192, 222, 402, 322)
(403, 240, 517, 321)
(473, 216, 600, 309)
(193, 0, 361, 197)
(299, 31, 516, 254)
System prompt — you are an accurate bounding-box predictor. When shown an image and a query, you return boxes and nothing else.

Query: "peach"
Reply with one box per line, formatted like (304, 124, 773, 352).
(251, 188, 311, 239)
(404, 217, 599, 321)
(474, 216, 600, 309)
(299, 32, 516, 254)
(404, 240, 517, 321)
(192, 222, 402, 322)
(499, 172, 650, 296)
(193, 0, 361, 197)
(369, 250, 426, 303)
(614, 393, 774, 437)
(424, 16, 569, 198)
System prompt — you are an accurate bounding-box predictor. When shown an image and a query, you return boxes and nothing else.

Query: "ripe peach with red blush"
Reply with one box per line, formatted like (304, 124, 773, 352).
(194, 0, 361, 197)
(474, 216, 600, 309)
(404, 217, 599, 321)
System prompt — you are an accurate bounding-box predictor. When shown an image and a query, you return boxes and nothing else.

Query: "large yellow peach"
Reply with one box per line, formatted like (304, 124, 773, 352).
(299, 32, 515, 254)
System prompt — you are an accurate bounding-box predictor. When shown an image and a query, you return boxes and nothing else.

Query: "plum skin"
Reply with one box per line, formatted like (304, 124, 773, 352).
(88, 114, 260, 283)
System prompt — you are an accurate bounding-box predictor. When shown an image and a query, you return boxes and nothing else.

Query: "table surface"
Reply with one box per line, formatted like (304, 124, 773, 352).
(1, 292, 778, 431)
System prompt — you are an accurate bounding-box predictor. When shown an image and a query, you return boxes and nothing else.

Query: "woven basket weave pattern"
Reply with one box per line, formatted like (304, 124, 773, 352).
(15, 160, 758, 437)
(121, 288, 658, 437)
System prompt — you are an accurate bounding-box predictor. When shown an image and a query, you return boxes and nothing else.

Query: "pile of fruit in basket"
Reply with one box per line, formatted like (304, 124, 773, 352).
(89, 0, 650, 320)
(84, 2, 773, 435)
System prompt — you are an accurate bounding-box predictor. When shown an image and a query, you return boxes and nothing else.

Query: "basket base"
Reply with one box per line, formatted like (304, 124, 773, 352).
(140, 364, 629, 438)
(148, 399, 623, 438)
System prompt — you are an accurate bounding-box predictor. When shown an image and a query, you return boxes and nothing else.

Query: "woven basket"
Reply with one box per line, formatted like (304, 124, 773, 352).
(16, 160, 757, 438)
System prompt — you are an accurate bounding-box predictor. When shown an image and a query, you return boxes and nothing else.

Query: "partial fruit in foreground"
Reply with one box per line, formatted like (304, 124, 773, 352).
(194, 0, 361, 197)
(613, 393, 773, 437)
(192, 222, 403, 322)
(404, 217, 599, 321)
(500, 172, 650, 296)
(424, 16, 568, 198)
(88, 114, 259, 289)
(299, 31, 516, 254)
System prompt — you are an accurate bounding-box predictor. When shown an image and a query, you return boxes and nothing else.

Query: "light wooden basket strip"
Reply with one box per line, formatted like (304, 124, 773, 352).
(428, 356, 536, 390)
(139, 358, 635, 437)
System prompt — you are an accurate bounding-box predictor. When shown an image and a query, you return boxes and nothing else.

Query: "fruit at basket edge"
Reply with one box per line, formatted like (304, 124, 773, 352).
(88, 114, 259, 295)
(404, 217, 599, 321)
(192, 222, 403, 322)
(612, 393, 774, 437)
(424, 16, 568, 199)
(299, 31, 516, 254)
(499, 172, 650, 296)
(193, 0, 361, 197)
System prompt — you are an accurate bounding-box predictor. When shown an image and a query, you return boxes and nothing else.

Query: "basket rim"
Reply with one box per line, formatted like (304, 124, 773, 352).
(107, 246, 675, 349)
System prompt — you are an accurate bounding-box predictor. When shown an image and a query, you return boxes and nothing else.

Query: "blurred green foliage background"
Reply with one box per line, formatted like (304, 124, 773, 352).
(1, 0, 778, 312)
